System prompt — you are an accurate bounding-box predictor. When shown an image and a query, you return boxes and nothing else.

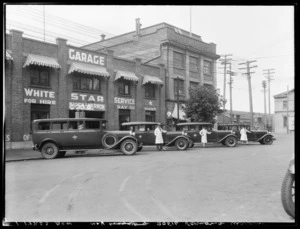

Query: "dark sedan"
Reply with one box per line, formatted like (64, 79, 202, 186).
(218, 124, 276, 145)
(102, 121, 193, 151)
(176, 122, 238, 147)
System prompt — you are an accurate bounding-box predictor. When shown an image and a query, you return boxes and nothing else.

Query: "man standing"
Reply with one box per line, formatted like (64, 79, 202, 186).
(154, 123, 165, 151)
(240, 126, 251, 144)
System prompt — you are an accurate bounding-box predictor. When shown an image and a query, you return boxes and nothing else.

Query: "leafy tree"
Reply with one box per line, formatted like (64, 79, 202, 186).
(183, 86, 225, 123)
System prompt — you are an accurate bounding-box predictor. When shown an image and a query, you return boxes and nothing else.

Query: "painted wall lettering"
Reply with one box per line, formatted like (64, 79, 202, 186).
(68, 48, 105, 66)
(24, 88, 56, 105)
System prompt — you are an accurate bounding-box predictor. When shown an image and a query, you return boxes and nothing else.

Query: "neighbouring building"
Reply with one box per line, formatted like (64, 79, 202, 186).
(82, 19, 220, 130)
(273, 89, 294, 133)
(5, 29, 166, 149)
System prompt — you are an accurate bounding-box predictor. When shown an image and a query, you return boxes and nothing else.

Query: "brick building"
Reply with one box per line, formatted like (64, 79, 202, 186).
(5, 29, 166, 149)
(83, 20, 220, 129)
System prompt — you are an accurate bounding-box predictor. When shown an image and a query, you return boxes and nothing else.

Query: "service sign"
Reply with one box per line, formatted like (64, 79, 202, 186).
(114, 97, 135, 110)
(68, 48, 106, 66)
(70, 92, 105, 111)
(24, 88, 56, 105)
(144, 100, 157, 111)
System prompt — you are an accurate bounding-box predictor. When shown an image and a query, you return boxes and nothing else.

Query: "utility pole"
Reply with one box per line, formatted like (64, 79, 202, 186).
(263, 68, 275, 127)
(227, 62, 236, 124)
(239, 60, 257, 129)
(177, 76, 180, 125)
(262, 80, 267, 129)
(219, 54, 232, 110)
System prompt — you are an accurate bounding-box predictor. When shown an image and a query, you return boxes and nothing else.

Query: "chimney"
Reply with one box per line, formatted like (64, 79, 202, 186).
(101, 34, 106, 41)
(136, 18, 141, 36)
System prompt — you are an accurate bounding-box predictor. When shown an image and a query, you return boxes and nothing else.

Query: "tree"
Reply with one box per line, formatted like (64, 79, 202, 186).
(183, 86, 225, 123)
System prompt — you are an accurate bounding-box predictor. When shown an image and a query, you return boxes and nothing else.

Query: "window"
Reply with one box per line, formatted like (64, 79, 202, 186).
(73, 73, 101, 92)
(118, 79, 131, 96)
(203, 60, 212, 75)
(283, 116, 287, 127)
(174, 79, 184, 96)
(145, 111, 156, 122)
(283, 101, 287, 109)
(204, 83, 213, 90)
(85, 121, 100, 129)
(31, 104, 50, 126)
(174, 51, 184, 68)
(189, 56, 198, 72)
(38, 122, 50, 131)
(145, 84, 155, 98)
(119, 109, 131, 130)
(30, 67, 50, 87)
(190, 82, 199, 90)
(52, 122, 68, 130)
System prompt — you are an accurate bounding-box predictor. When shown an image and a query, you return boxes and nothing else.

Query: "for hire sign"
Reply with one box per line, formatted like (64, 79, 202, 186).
(24, 88, 56, 105)
(69, 93, 105, 111)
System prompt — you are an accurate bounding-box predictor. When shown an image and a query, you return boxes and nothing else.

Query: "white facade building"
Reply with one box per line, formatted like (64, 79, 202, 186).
(273, 89, 294, 133)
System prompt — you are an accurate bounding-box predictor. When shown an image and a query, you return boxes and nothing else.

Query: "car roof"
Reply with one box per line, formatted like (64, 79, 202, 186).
(122, 121, 163, 126)
(177, 122, 212, 126)
(32, 118, 106, 123)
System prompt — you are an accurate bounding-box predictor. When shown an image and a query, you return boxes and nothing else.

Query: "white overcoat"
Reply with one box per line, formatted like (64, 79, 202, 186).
(240, 128, 250, 141)
(199, 129, 209, 143)
(154, 127, 164, 144)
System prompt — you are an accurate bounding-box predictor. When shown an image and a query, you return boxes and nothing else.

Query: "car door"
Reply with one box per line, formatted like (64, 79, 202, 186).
(135, 125, 155, 145)
(245, 126, 256, 141)
(206, 125, 218, 142)
(187, 125, 200, 143)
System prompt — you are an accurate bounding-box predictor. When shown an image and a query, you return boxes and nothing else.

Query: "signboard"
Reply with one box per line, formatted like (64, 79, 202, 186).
(144, 100, 157, 111)
(114, 97, 135, 110)
(70, 92, 105, 111)
(68, 48, 106, 66)
(24, 88, 56, 105)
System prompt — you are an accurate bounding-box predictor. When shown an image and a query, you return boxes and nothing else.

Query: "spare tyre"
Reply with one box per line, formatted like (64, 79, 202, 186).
(102, 133, 118, 149)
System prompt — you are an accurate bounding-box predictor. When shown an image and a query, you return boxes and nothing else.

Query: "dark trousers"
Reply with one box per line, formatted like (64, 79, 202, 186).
(156, 144, 163, 151)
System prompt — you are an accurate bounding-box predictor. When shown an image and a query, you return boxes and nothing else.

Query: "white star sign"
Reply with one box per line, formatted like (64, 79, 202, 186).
(72, 135, 78, 140)
(148, 100, 153, 106)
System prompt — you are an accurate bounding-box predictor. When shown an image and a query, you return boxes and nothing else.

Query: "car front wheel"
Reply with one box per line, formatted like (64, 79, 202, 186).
(121, 139, 137, 155)
(175, 138, 188, 150)
(41, 142, 59, 159)
(225, 136, 237, 147)
(263, 136, 273, 145)
(281, 172, 295, 218)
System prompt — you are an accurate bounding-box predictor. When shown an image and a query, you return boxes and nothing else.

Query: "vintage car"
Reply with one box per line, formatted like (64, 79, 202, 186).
(218, 124, 276, 145)
(101, 121, 193, 151)
(176, 122, 238, 147)
(32, 118, 141, 159)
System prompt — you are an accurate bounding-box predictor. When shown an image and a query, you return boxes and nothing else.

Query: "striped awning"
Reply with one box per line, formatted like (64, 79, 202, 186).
(23, 54, 61, 69)
(6, 50, 13, 61)
(68, 62, 110, 77)
(142, 75, 163, 85)
(114, 70, 139, 82)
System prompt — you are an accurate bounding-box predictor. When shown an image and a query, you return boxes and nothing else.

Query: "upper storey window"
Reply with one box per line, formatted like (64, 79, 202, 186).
(30, 67, 50, 87)
(174, 51, 184, 68)
(203, 60, 212, 75)
(189, 56, 198, 72)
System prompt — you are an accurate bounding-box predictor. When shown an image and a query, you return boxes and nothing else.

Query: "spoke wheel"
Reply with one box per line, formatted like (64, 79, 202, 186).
(281, 172, 295, 218)
(41, 142, 59, 159)
(175, 138, 188, 150)
(225, 136, 237, 147)
(121, 139, 137, 155)
(263, 136, 273, 145)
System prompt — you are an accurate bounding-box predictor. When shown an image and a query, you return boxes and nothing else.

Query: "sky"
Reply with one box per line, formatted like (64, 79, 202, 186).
(5, 5, 295, 114)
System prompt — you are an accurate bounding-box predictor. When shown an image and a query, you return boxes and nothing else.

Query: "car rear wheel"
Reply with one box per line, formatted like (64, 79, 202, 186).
(121, 139, 137, 155)
(41, 142, 59, 159)
(263, 136, 273, 145)
(225, 136, 237, 147)
(102, 133, 118, 149)
(281, 172, 295, 218)
(175, 138, 188, 150)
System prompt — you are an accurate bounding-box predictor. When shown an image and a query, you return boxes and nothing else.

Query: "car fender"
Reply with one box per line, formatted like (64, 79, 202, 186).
(288, 159, 295, 174)
(106, 136, 139, 150)
(256, 133, 276, 142)
(39, 138, 61, 151)
(217, 134, 237, 143)
(166, 135, 190, 147)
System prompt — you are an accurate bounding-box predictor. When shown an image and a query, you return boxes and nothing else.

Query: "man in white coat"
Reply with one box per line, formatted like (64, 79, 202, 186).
(240, 126, 251, 144)
(154, 123, 165, 151)
(199, 126, 212, 147)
